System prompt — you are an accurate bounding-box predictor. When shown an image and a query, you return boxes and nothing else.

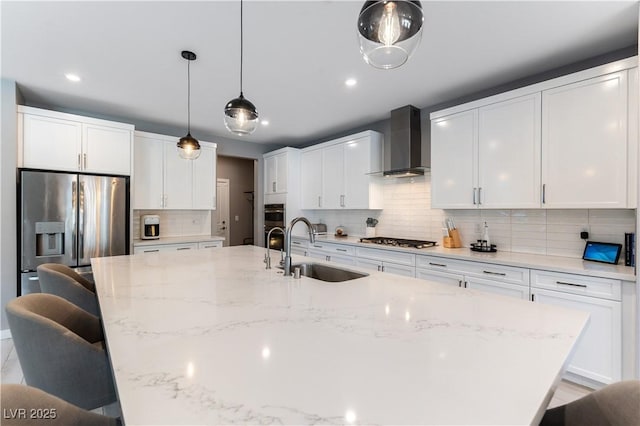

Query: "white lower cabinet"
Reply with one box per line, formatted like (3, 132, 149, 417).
(290, 239, 309, 257)
(198, 241, 223, 249)
(415, 255, 529, 299)
(355, 247, 415, 277)
(307, 242, 357, 266)
(466, 276, 530, 299)
(355, 258, 415, 277)
(415, 269, 464, 287)
(134, 243, 197, 254)
(134, 240, 222, 254)
(531, 270, 622, 385)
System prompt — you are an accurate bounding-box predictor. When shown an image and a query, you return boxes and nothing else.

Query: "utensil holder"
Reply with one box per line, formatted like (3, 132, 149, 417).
(443, 236, 454, 248)
(366, 227, 375, 238)
(443, 229, 463, 248)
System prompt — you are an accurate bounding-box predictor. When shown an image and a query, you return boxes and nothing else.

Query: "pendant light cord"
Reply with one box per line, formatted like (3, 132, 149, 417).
(187, 58, 191, 133)
(240, 0, 244, 95)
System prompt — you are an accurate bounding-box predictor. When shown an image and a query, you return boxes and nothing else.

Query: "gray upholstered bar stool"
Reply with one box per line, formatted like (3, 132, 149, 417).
(1, 384, 120, 426)
(540, 380, 640, 425)
(5, 293, 117, 411)
(37, 263, 99, 316)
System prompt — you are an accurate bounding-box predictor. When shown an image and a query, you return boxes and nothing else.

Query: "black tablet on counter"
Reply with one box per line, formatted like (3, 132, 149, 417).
(582, 241, 622, 265)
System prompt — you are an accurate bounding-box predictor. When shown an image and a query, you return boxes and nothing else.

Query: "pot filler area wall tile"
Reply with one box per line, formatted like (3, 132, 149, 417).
(301, 174, 636, 259)
(133, 210, 212, 238)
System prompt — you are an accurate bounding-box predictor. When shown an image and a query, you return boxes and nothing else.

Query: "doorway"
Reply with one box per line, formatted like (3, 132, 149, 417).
(216, 155, 255, 246)
(214, 179, 230, 246)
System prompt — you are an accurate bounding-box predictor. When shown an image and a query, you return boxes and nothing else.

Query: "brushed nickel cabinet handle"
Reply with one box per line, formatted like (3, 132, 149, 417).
(483, 270, 507, 276)
(429, 262, 447, 267)
(556, 281, 587, 288)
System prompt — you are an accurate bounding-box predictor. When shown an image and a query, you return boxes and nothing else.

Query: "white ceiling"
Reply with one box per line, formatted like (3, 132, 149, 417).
(1, 1, 638, 146)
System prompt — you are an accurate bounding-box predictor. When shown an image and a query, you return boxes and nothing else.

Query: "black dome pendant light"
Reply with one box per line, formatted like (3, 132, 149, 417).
(177, 50, 201, 160)
(224, 0, 259, 136)
(357, 1, 424, 69)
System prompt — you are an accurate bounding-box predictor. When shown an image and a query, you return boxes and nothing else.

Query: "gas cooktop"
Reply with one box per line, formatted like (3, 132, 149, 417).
(359, 237, 437, 249)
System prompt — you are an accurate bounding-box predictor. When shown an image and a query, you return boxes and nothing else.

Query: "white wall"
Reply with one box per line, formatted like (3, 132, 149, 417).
(1, 79, 19, 335)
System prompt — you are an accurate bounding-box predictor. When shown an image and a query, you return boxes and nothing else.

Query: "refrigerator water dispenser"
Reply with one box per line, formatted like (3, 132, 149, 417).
(35, 221, 64, 257)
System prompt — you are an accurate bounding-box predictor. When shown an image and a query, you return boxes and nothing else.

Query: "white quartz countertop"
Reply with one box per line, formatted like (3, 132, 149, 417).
(92, 246, 588, 426)
(133, 235, 225, 247)
(296, 235, 636, 281)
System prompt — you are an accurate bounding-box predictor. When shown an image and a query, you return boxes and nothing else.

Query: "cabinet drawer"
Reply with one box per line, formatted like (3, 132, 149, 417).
(356, 247, 415, 267)
(416, 255, 528, 285)
(416, 255, 470, 273)
(309, 242, 355, 256)
(531, 270, 621, 301)
(198, 241, 222, 249)
(134, 243, 197, 254)
(291, 238, 309, 249)
(461, 261, 529, 286)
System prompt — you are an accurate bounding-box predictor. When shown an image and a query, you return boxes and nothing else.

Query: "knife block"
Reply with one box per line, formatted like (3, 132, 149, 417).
(443, 229, 462, 248)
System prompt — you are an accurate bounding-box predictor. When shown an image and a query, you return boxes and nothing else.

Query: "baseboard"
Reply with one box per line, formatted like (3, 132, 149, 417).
(0, 329, 12, 340)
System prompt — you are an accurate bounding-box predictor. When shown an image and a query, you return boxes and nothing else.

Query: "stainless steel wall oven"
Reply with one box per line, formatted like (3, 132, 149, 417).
(264, 204, 285, 250)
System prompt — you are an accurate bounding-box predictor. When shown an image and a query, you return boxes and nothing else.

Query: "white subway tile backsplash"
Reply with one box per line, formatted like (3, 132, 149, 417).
(133, 210, 212, 238)
(305, 173, 635, 261)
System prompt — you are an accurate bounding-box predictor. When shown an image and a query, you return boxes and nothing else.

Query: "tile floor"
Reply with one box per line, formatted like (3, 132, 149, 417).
(2, 336, 592, 415)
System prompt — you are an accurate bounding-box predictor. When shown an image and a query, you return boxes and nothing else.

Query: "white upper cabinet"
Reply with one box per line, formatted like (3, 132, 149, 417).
(192, 145, 217, 210)
(431, 57, 637, 210)
(264, 151, 289, 194)
(431, 93, 541, 209)
(431, 110, 477, 208)
(542, 71, 628, 208)
(19, 106, 133, 175)
(133, 131, 217, 210)
(133, 134, 164, 209)
(83, 124, 132, 175)
(163, 142, 192, 209)
(300, 131, 383, 210)
(321, 143, 344, 209)
(301, 148, 323, 208)
(628, 67, 638, 208)
(478, 93, 541, 208)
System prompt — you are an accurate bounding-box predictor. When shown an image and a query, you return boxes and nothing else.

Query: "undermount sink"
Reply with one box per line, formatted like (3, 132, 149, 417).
(281, 263, 369, 282)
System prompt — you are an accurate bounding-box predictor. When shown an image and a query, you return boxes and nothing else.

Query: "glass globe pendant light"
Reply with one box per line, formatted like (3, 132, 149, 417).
(224, 0, 259, 135)
(357, 1, 424, 69)
(177, 50, 201, 160)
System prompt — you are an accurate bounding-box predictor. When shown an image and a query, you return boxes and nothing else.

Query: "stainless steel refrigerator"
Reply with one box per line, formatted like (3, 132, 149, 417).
(18, 169, 129, 295)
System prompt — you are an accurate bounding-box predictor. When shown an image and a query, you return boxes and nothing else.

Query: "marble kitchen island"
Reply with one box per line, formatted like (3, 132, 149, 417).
(92, 245, 588, 425)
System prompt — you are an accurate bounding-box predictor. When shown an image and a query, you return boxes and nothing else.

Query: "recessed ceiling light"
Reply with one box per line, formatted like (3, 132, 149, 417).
(65, 73, 81, 82)
(260, 120, 270, 126)
(345, 78, 357, 87)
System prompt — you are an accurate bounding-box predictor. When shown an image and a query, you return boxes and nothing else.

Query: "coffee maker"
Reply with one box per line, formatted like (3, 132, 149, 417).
(140, 215, 160, 240)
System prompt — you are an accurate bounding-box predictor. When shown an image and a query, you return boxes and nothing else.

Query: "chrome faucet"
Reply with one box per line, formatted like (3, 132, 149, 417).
(264, 227, 285, 269)
(283, 217, 315, 276)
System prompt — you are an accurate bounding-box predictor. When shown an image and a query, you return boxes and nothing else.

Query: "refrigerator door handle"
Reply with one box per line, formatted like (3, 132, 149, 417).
(71, 180, 78, 261)
(78, 180, 84, 260)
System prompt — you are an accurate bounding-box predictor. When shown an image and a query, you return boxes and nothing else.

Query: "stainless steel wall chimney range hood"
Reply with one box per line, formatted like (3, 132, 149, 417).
(383, 105, 427, 177)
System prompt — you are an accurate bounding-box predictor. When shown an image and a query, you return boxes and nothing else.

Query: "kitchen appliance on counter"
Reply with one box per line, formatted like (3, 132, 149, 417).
(359, 237, 437, 249)
(18, 169, 129, 295)
(311, 223, 327, 235)
(141, 215, 160, 240)
(264, 203, 285, 250)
